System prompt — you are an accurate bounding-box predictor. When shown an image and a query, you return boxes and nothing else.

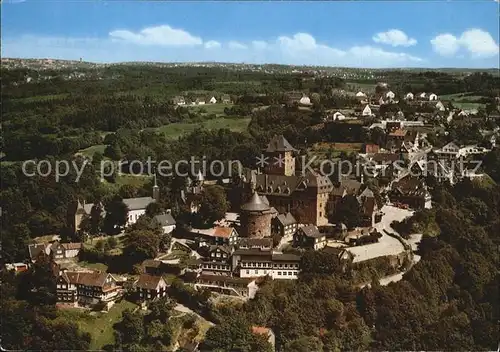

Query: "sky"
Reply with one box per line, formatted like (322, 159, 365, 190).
(2, 1, 499, 68)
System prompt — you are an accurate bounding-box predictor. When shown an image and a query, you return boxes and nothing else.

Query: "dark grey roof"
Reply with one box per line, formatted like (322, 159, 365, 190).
(299, 225, 323, 238)
(123, 197, 155, 211)
(154, 213, 176, 226)
(272, 253, 301, 262)
(238, 237, 273, 248)
(241, 192, 271, 212)
(265, 135, 297, 153)
(276, 212, 296, 226)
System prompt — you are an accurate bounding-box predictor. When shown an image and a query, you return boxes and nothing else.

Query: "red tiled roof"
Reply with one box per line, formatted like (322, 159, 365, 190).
(213, 227, 234, 239)
(388, 129, 408, 137)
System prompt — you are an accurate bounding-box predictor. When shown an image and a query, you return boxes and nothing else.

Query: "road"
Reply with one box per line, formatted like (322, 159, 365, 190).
(174, 303, 214, 326)
(347, 205, 413, 263)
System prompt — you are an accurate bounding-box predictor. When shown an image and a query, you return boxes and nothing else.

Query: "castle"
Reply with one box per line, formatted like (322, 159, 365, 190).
(243, 135, 333, 226)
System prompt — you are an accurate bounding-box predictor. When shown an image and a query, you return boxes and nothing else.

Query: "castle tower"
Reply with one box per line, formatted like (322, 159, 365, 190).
(240, 189, 273, 239)
(263, 135, 297, 176)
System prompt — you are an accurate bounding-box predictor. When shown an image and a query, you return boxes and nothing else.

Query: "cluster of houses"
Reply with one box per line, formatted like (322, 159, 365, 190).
(172, 94, 231, 106)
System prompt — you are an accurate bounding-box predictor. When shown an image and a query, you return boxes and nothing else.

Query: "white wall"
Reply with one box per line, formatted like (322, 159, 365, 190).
(127, 209, 146, 226)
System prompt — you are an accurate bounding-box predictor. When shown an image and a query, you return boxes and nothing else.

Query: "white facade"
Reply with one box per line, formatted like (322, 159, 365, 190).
(386, 91, 395, 100)
(127, 209, 146, 226)
(299, 96, 312, 105)
(435, 101, 445, 111)
(239, 260, 299, 280)
(362, 105, 372, 116)
(405, 92, 414, 100)
(332, 112, 346, 121)
(161, 224, 176, 234)
(356, 91, 367, 98)
(209, 96, 217, 104)
(429, 93, 438, 101)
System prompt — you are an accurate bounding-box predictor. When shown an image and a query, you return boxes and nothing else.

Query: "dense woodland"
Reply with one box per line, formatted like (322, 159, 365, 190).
(1, 65, 499, 350)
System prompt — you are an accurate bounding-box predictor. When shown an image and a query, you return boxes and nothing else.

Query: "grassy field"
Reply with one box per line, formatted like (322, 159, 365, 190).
(186, 103, 233, 116)
(77, 144, 107, 158)
(77, 261, 109, 272)
(59, 299, 138, 350)
(153, 117, 251, 140)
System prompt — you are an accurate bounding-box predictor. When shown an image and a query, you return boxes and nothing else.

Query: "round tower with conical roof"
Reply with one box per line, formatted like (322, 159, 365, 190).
(240, 190, 273, 238)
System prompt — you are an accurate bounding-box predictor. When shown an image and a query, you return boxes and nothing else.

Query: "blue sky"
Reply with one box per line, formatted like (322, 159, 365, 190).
(2, 1, 499, 68)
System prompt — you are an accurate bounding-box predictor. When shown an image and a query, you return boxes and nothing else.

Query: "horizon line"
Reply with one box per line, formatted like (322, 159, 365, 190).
(2, 57, 498, 71)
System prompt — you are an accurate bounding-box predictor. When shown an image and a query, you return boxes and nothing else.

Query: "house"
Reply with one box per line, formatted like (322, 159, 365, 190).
(172, 96, 186, 106)
(201, 245, 233, 276)
(418, 92, 427, 100)
(124, 197, 156, 226)
(404, 92, 414, 100)
(386, 91, 396, 100)
(142, 259, 165, 276)
(57, 271, 121, 309)
(221, 94, 231, 104)
(357, 188, 381, 227)
(135, 274, 168, 302)
(428, 93, 438, 101)
(435, 101, 446, 111)
(28, 243, 52, 262)
(293, 225, 326, 250)
(272, 212, 297, 237)
(192, 226, 239, 247)
(50, 242, 82, 260)
(195, 98, 205, 105)
(285, 92, 303, 104)
(232, 248, 301, 280)
(389, 175, 432, 209)
(5, 262, 29, 274)
(299, 95, 312, 106)
(362, 105, 372, 117)
(355, 91, 367, 99)
(153, 213, 176, 234)
(208, 96, 217, 104)
(237, 237, 273, 250)
(322, 246, 354, 272)
(252, 327, 276, 350)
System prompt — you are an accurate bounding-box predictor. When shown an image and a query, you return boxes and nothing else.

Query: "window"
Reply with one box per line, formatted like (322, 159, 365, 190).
(288, 272, 292, 276)
(246, 270, 250, 275)
(254, 270, 258, 275)
(278, 272, 282, 276)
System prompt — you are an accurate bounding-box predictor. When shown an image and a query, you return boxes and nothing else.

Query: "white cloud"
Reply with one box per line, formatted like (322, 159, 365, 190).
(204, 40, 221, 49)
(431, 29, 499, 58)
(109, 25, 202, 46)
(228, 41, 247, 49)
(430, 34, 460, 56)
(372, 29, 417, 47)
(4, 31, 426, 68)
(252, 40, 268, 50)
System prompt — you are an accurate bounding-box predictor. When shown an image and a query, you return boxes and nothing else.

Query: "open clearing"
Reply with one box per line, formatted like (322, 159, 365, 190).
(59, 299, 138, 350)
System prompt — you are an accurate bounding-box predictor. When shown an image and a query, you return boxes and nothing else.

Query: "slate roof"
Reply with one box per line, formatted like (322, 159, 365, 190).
(276, 212, 296, 226)
(238, 237, 273, 248)
(299, 225, 323, 238)
(136, 274, 165, 290)
(265, 135, 297, 153)
(241, 192, 271, 212)
(272, 253, 301, 262)
(123, 197, 155, 211)
(154, 213, 176, 227)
